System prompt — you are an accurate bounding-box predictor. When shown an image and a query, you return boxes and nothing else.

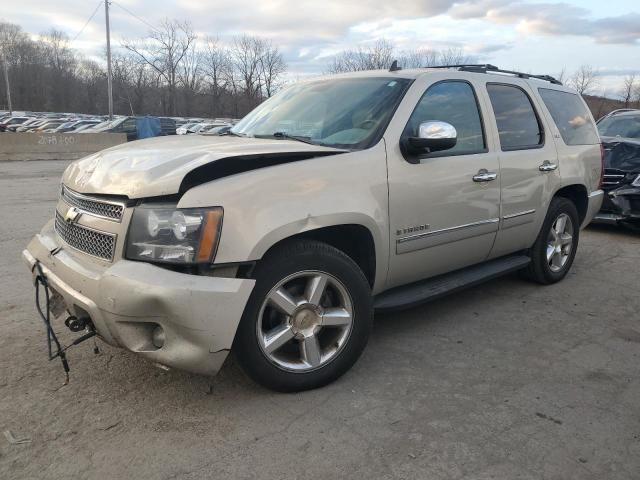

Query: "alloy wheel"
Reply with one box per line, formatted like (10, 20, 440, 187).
(546, 213, 574, 273)
(256, 270, 354, 372)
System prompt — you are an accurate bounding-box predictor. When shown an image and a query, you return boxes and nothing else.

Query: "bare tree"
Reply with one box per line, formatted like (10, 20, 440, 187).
(1, 19, 293, 118)
(621, 74, 637, 108)
(556, 68, 567, 85)
(569, 64, 599, 95)
(258, 40, 286, 97)
(123, 19, 197, 115)
(329, 42, 476, 73)
(398, 48, 438, 68)
(77, 59, 105, 112)
(328, 39, 395, 73)
(229, 35, 264, 99)
(177, 41, 202, 115)
(203, 37, 230, 115)
(437, 48, 475, 66)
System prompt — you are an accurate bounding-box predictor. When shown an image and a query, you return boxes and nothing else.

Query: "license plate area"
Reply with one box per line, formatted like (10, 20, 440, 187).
(47, 286, 67, 318)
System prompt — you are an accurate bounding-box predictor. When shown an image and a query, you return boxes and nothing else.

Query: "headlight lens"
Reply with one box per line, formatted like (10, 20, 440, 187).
(126, 204, 223, 264)
(632, 174, 640, 187)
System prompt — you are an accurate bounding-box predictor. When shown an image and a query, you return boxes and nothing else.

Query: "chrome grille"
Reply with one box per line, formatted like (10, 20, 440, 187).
(61, 186, 124, 221)
(54, 211, 116, 261)
(601, 169, 626, 190)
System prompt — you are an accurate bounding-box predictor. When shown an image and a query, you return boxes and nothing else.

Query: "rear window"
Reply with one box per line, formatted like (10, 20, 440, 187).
(538, 88, 599, 145)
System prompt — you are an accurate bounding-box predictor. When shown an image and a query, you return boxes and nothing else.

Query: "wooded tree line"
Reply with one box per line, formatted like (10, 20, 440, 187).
(0, 20, 286, 118)
(1, 19, 638, 119)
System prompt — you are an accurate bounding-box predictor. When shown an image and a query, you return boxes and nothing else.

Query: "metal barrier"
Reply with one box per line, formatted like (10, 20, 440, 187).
(0, 132, 127, 161)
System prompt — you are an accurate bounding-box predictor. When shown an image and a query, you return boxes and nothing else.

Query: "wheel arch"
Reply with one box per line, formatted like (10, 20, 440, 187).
(553, 184, 588, 225)
(256, 223, 380, 289)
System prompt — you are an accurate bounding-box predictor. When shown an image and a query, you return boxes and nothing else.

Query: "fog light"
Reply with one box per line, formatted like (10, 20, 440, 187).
(152, 326, 165, 348)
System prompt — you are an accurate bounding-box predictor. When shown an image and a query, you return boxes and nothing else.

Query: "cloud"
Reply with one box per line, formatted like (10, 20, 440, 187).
(174, 0, 460, 41)
(450, 1, 640, 44)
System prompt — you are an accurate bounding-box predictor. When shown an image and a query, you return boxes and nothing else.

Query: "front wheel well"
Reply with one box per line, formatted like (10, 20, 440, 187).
(553, 185, 588, 225)
(261, 225, 377, 287)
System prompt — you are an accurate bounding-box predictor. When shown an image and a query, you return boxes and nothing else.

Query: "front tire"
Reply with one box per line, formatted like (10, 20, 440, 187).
(233, 240, 373, 392)
(524, 197, 579, 284)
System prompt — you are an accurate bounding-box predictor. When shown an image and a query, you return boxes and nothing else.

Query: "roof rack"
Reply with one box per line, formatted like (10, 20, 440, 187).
(426, 64, 563, 85)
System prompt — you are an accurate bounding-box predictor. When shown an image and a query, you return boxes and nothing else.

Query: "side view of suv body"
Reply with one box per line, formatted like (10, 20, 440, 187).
(24, 65, 604, 391)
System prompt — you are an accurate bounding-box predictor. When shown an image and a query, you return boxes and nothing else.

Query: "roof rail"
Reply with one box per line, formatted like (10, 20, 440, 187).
(426, 64, 563, 85)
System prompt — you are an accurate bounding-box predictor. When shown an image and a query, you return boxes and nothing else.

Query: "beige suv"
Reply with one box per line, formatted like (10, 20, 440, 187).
(24, 65, 604, 391)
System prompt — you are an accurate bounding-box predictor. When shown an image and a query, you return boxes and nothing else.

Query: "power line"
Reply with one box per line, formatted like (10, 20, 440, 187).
(71, 0, 103, 42)
(111, 1, 160, 33)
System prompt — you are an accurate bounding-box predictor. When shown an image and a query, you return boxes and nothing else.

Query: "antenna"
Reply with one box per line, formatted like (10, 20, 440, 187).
(389, 60, 401, 72)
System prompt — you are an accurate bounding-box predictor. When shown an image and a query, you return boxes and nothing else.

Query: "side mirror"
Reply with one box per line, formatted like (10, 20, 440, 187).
(404, 121, 457, 155)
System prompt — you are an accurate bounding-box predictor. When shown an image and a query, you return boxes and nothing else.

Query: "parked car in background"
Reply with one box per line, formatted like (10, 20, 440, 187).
(200, 123, 232, 134)
(29, 120, 66, 133)
(15, 119, 49, 132)
(593, 109, 640, 228)
(201, 125, 232, 135)
(72, 123, 102, 133)
(177, 122, 199, 135)
(24, 65, 603, 392)
(0, 116, 31, 132)
(82, 116, 176, 141)
(51, 119, 101, 133)
(6, 118, 40, 132)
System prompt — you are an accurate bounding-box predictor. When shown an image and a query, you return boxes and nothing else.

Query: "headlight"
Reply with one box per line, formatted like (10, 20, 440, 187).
(126, 204, 223, 264)
(632, 174, 640, 187)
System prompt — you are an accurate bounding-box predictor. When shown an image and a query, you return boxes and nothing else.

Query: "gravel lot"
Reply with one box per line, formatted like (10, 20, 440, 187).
(1, 160, 639, 480)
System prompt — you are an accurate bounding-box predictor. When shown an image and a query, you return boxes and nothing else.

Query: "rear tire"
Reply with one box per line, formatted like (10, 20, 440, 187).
(523, 197, 579, 284)
(233, 240, 373, 392)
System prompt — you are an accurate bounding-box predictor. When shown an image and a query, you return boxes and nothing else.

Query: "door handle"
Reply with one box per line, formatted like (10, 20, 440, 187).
(472, 169, 498, 182)
(539, 161, 558, 172)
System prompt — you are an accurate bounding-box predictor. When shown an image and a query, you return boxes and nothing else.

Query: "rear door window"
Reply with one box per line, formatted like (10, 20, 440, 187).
(486, 84, 543, 150)
(538, 88, 599, 145)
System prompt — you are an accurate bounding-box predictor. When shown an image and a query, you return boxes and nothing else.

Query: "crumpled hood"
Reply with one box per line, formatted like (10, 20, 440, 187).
(601, 136, 640, 173)
(62, 135, 345, 198)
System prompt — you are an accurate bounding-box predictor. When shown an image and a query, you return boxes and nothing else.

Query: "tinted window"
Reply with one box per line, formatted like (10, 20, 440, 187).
(405, 81, 485, 156)
(487, 84, 542, 150)
(538, 88, 599, 145)
(597, 114, 640, 140)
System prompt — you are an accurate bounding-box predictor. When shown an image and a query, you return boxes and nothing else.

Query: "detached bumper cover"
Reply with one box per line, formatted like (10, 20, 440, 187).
(23, 221, 255, 375)
(593, 186, 640, 225)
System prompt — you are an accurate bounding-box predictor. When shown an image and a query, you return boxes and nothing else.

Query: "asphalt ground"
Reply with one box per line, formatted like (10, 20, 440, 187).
(1, 160, 639, 479)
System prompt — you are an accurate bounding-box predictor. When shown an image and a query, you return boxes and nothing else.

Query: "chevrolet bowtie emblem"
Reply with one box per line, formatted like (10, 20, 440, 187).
(64, 206, 82, 224)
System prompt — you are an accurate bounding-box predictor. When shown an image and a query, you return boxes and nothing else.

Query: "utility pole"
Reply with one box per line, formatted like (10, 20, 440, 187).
(1, 49, 12, 115)
(105, 0, 114, 120)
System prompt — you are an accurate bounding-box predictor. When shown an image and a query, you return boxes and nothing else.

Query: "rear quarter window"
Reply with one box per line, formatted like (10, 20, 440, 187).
(538, 88, 599, 145)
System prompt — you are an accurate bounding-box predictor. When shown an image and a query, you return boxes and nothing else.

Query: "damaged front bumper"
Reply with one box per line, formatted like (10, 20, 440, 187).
(23, 220, 255, 376)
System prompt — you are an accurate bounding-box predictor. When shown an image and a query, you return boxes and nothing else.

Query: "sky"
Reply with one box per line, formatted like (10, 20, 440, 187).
(2, 0, 639, 95)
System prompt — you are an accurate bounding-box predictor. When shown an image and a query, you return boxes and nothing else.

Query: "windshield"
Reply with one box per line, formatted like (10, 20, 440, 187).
(231, 77, 412, 149)
(598, 114, 640, 140)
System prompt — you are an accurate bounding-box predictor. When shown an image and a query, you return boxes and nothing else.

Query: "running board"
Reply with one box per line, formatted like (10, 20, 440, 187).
(374, 254, 531, 312)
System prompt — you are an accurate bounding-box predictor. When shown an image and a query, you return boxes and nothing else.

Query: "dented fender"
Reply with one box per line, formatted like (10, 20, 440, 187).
(178, 142, 391, 293)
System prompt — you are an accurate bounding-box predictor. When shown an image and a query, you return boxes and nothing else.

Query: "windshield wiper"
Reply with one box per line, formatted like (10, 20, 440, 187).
(270, 132, 320, 146)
